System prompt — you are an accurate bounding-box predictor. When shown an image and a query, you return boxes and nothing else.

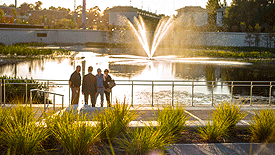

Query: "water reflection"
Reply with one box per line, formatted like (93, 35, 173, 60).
(0, 47, 274, 106)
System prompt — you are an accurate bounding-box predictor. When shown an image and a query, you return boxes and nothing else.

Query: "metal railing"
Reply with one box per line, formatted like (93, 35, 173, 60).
(116, 80, 275, 107)
(30, 89, 64, 111)
(0, 79, 274, 107)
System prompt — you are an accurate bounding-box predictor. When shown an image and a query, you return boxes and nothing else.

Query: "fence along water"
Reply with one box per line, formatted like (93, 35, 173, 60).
(0, 79, 274, 107)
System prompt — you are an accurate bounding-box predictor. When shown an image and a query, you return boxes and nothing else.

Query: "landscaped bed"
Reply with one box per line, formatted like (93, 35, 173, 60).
(0, 100, 274, 155)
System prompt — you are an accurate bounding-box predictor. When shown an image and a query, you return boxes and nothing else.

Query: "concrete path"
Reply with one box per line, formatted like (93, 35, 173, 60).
(78, 105, 274, 127)
(167, 143, 275, 155)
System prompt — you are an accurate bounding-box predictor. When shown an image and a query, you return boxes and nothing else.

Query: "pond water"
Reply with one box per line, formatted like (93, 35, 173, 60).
(1, 46, 275, 106)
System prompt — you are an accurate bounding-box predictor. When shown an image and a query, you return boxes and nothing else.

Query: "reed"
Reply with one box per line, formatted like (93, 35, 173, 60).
(0, 45, 71, 56)
(0, 105, 49, 155)
(94, 99, 138, 141)
(249, 109, 275, 142)
(197, 120, 230, 142)
(213, 101, 246, 132)
(156, 104, 189, 142)
(116, 125, 170, 155)
(46, 107, 101, 155)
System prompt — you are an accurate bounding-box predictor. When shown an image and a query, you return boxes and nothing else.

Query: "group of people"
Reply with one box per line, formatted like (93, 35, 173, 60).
(69, 65, 113, 107)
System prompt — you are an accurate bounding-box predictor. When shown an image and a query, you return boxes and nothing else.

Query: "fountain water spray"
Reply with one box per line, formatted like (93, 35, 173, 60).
(127, 16, 174, 59)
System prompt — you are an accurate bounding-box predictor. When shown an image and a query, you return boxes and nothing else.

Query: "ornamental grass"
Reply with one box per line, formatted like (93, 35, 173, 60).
(45, 107, 101, 155)
(93, 99, 138, 142)
(213, 101, 247, 132)
(0, 105, 49, 155)
(156, 104, 189, 142)
(249, 109, 275, 142)
(116, 125, 170, 155)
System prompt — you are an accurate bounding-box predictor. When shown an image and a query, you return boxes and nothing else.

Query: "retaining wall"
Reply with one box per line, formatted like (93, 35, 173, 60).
(0, 28, 271, 47)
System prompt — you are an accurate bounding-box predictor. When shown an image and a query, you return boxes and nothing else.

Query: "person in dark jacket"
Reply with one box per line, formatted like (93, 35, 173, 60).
(69, 65, 81, 105)
(103, 69, 112, 107)
(82, 66, 97, 107)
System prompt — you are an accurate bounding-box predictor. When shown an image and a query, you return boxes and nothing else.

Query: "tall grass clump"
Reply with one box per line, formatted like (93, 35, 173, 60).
(117, 125, 170, 155)
(156, 104, 189, 142)
(197, 119, 230, 142)
(94, 99, 138, 142)
(213, 101, 247, 132)
(249, 109, 275, 142)
(0, 106, 9, 131)
(46, 107, 101, 155)
(0, 105, 49, 155)
(197, 101, 246, 142)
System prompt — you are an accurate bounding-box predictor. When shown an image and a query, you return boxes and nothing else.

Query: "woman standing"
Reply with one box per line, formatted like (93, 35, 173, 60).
(103, 69, 112, 107)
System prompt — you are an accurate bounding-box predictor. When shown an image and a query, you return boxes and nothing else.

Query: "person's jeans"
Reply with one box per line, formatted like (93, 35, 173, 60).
(96, 87, 104, 107)
(104, 91, 111, 107)
(71, 86, 80, 105)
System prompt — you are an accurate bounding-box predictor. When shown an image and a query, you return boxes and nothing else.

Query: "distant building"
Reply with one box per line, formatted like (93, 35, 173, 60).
(107, 6, 160, 27)
(215, 7, 226, 26)
(176, 6, 208, 27)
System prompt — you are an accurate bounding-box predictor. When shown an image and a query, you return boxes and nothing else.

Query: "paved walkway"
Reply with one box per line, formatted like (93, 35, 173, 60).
(167, 143, 275, 155)
(78, 105, 273, 127)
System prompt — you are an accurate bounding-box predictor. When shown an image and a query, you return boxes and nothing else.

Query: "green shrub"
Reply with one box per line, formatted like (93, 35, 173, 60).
(0, 75, 46, 104)
(0, 45, 71, 56)
(213, 101, 247, 132)
(156, 104, 189, 142)
(249, 109, 275, 142)
(47, 107, 101, 155)
(116, 125, 170, 155)
(0, 105, 49, 155)
(94, 99, 138, 141)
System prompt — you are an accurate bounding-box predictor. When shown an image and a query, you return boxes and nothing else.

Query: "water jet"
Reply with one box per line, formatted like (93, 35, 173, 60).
(127, 16, 174, 59)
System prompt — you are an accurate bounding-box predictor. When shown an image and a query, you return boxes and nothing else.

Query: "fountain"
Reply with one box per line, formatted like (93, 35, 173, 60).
(127, 16, 174, 59)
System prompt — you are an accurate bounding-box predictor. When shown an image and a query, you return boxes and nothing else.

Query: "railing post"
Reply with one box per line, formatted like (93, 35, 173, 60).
(68, 81, 71, 106)
(30, 90, 32, 108)
(25, 78, 28, 104)
(3, 79, 5, 105)
(62, 95, 64, 109)
(53, 94, 56, 111)
(211, 81, 214, 106)
(44, 92, 46, 111)
(192, 82, 194, 106)
(250, 82, 253, 106)
(231, 82, 234, 104)
(0, 79, 2, 106)
(172, 81, 174, 107)
(269, 82, 272, 106)
(152, 81, 154, 107)
(131, 81, 134, 107)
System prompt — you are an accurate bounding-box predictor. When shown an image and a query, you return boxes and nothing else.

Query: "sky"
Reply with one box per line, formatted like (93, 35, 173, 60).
(0, 0, 232, 15)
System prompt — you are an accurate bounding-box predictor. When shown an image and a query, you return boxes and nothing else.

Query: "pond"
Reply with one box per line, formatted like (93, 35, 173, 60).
(1, 46, 275, 106)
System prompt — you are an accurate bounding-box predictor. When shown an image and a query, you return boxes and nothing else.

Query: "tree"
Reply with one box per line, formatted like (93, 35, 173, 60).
(48, 6, 57, 10)
(34, 1, 43, 10)
(9, 4, 15, 7)
(206, 0, 222, 28)
(0, 9, 5, 23)
(11, 9, 17, 19)
(19, 2, 33, 16)
(253, 23, 261, 47)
